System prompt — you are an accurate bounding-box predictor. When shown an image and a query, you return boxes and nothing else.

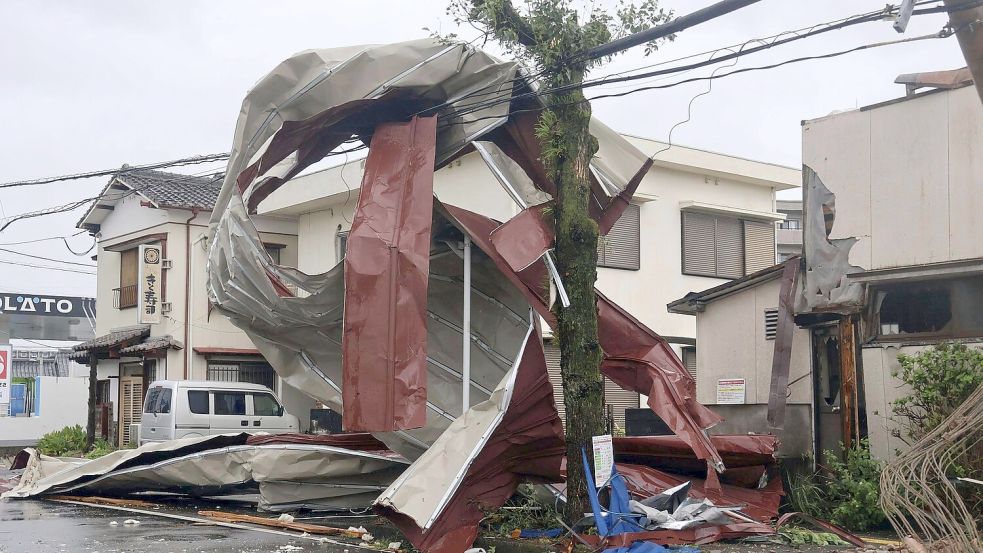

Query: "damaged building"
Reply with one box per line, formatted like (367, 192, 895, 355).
(670, 68, 983, 464)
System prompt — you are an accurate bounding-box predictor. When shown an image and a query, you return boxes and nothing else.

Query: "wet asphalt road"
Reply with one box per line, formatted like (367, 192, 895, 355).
(0, 499, 356, 553)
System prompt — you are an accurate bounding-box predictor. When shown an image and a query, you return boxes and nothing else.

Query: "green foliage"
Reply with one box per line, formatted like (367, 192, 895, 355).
(35, 425, 117, 458)
(35, 425, 87, 457)
(891, 342, 983, 444)
(779, 526, 848, 546)
(481, 485, 560, 537)
(787, 440, 885, 532)
(84, 440, 117, 459)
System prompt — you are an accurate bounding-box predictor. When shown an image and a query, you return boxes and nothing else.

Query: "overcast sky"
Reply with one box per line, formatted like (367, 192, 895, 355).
(0, 0, 967, 297)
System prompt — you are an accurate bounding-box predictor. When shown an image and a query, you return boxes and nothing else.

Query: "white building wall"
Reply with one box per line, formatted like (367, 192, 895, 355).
(802, 85, 983, 271)
(267, 138, 794, 343)
(0, 376, 90, 446)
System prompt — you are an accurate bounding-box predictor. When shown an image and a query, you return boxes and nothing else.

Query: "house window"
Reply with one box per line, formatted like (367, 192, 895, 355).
(778, 219, 801, 230)
(337, 231, 349, 263)
(764, 309, 779, 340)
(263, 244, 283, 264)
(207, 361, 277, 392)
(681, 211, 775, 278)
(869, 276, 983, 340)
(681, 346, 697, 381)
(116, 248, 138, 309)
(598, 204, 640, 270)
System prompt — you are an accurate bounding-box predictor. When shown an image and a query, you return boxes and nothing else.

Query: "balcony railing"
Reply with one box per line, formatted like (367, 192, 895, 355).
(113, 285, 137, 309)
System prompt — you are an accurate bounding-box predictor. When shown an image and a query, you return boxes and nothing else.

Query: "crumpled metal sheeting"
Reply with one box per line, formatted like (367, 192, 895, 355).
(342, 116, 437, 432)
(797, 166, 864, 313)
(2, 433, 250, 499)
(374, 325, 565, 553)
(441, 204, 726, 471)
(617, 463, 783, 523)
(614, 435, 777, 487)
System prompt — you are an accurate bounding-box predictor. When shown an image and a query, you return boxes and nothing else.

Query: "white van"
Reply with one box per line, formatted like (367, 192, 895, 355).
(139, 380, 300, 445)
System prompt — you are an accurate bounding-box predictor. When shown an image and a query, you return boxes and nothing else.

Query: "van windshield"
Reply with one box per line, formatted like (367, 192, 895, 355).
(144, 387, 161, 413)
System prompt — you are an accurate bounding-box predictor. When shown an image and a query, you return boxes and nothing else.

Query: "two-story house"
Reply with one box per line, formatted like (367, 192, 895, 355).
(257, 132, 800, 430)
(73, 168, 312, 446)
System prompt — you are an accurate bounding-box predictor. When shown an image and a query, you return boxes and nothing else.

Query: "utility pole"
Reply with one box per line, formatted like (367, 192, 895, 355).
(944, 0, 983, 102)
(586, 0, 762, 60)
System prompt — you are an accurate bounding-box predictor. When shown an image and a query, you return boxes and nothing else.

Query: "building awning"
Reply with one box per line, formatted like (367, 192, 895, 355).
(193, 347, 261, 357)
(119, 336, 183, 355)
(72, 325, 150, 353)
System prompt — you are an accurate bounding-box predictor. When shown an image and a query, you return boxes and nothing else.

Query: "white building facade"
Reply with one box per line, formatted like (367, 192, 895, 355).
(76, 169, 313, 446)
(259, 133, 800, 429)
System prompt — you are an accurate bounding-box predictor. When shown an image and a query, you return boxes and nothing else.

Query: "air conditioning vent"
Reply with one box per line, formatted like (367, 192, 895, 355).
(161, 302, 173, 314)
(162, 259, 174, 269)
(764, 309, 779, 340)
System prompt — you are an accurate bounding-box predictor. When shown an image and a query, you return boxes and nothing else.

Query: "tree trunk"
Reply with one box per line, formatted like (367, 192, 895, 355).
(546, 81, 607, 523)
(86, 352, 97, 451)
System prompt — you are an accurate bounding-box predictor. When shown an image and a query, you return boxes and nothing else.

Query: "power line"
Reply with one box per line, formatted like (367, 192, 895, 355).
(0, 246, 97, 268)
(0, 231, 96, 256)
(0, 153, 230, 190)
(0, 258, 97, 275)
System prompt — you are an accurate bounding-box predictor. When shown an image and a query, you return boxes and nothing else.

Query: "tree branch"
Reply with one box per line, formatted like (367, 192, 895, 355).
(473, 0, 539, 48)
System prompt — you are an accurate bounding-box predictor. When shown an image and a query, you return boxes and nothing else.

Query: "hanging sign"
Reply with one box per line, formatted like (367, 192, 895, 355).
(0, 345, 11, 404)
(138, 244, 163, 324)
(592, 434, 614, 487)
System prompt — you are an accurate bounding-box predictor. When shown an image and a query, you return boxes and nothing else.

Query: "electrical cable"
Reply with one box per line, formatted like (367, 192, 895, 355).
(0, 153, 230, 190)
(0, 258, 97, 275)
(0, 247, 97, 268)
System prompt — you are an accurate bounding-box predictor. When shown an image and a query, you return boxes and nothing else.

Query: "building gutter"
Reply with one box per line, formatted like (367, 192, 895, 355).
(183, 208, 200, 380)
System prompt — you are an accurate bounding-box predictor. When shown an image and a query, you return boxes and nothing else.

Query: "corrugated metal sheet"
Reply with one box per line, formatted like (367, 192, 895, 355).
(599, 204, 640, 270)
(715, 216, 743, 279)
(682, 211, 716, 275)
(743, 220, 775, 274)
(544, 343, 565, 426)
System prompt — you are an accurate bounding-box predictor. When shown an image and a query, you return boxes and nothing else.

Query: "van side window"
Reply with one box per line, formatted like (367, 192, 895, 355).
(188, 390, 209, 414)
(253, 393, 281, 417)
(214, 392, 246, 416)
(157, 388, 172, 414)
(144, 387, 161, 413)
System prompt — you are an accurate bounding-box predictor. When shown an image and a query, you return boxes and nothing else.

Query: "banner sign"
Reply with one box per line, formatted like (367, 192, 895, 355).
(0, 345, 11, 404)
(591, 434, 614, 487)
(0, 293, 95, 318)
(716, 378, 747, 404)
(138, 244, 163, 324)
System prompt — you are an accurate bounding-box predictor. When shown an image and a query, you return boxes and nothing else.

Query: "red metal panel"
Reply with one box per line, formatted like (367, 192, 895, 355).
(377, 327, 565, 553)
(489, 203, 554, 272)
(342, 116, 437, 432)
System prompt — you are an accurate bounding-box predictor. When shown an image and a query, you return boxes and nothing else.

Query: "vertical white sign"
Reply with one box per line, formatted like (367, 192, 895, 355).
(591, 434, 614, 488)
(0, 345, 11, 404)
(138, 244, 163, 324)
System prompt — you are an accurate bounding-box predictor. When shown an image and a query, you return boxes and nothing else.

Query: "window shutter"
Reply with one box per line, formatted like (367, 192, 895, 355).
(682, 347, 697, 381)
(544, 343, 565, 427)
(714, 217, 743, 279)
(743, 220, 775, 274)
(604, 377, 640, 432)
(764, 309, 779, 340)
(682, 212, 716, 276)
(120, 248, 138, 288)
(599, 204, 640, 270)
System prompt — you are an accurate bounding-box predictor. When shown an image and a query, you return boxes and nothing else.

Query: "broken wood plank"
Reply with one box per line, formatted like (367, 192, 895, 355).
(197, 510, 365, 538)
(46, 495, 160, 508)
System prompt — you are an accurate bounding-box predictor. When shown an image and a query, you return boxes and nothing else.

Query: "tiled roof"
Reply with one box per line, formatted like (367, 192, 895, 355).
(73, 325, 150, 352)
(118, 335, 183, 354)
(117, 169, 224, 210)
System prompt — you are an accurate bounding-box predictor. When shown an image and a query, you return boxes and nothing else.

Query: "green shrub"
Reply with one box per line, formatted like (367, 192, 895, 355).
(787, 440, 885, 532)
(35, 425, 87, 457)
(84, 440, 117, 459)
(891, 342, 983, 444)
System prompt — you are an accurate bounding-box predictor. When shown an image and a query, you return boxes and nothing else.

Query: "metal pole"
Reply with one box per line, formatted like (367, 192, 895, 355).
(944, 0, 983, 102)
(586, 0, 762, 60)
(462, 235, 472, 413)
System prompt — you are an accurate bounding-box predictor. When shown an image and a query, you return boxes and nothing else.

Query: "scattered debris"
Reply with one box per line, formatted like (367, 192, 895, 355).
(122, 519, 141, 525)
(197, 511, 366, 539)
